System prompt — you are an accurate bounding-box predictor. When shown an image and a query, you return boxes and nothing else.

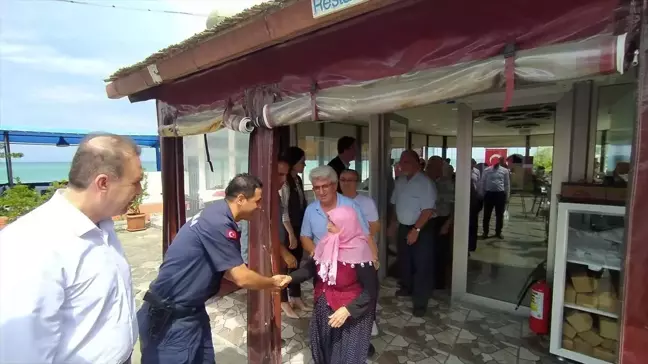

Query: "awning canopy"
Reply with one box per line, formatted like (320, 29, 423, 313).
(1, 129, 162, 185)
(1, 129, 160, 147)
(159, 33, 627, 137)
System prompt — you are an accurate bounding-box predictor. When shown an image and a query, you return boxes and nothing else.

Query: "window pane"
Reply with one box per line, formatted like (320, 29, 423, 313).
(427, 135, 444, 158)
(360, 126, 370, 182)
(184, 130, 250, 216)
(411, 133, 427, 158)
(595, 84, 635, 178)
(446, 137, 457, 167)
(324, 122, 357, 168)
(297, 122, 359, 190)
(296, 123, 321, 190)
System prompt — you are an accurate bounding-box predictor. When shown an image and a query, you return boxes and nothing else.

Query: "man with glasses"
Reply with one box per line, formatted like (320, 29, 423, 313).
(300, 165, 378, 356)
(339, 169, 380, 241)
(339, 168, 381, 350)
(300, 166, 377, 260)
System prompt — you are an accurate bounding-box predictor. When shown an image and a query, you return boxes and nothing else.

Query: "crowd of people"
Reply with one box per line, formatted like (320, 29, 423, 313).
(0, 132, 514, 364)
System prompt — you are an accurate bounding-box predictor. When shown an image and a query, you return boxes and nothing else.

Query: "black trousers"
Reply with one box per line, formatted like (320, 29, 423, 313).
(281, 224, 303, 302)
(483, 191, 506, 236)
(397, 222, 434, 309)
(469, 198, 483, 252)
(431, 216, 451, 290)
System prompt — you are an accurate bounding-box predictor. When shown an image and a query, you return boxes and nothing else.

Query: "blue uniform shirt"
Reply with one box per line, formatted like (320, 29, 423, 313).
(300, 193, 370, 245)
(149, 200, 244, 307)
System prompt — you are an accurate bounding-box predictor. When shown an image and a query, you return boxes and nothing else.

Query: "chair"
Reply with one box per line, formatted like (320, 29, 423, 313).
(530, 178, 548, 217)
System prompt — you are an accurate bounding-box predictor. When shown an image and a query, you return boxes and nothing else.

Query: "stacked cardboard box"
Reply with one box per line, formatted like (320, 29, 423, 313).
(562, 269, 620, 362)
(562, 310, 618, 362)
(568, 270, 620, 314)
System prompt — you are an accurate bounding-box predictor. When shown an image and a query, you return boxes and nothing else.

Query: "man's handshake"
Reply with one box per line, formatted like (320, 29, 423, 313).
(271, 275, 292, 289)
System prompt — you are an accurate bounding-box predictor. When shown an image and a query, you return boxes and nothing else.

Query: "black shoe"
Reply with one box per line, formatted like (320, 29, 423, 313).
(368, 343, 376, 357)
(481, 234, 489, 239)
(395, 288, 411, 297)
(496, 234, 503, 239)
(413, 307, 426, 317)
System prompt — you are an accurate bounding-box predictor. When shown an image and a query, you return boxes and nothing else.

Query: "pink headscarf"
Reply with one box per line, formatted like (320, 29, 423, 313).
(313, 205, 374, 285)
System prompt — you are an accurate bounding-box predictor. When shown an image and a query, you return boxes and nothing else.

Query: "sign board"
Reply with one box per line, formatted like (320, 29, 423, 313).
(311, 0, 369, 19)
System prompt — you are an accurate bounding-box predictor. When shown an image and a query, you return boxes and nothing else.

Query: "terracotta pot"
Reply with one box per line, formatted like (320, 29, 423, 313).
(126, 213, 147, 232)
(0, 216, 8, 230)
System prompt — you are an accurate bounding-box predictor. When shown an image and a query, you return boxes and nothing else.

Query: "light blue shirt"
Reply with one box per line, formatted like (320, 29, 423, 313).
(391, 172, 437, 225)
(481, 166, 510, 197)
(300, 193, 370, 245)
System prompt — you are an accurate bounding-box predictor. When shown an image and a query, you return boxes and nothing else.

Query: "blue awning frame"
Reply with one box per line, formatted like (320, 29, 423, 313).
(2, 129, 162, 186)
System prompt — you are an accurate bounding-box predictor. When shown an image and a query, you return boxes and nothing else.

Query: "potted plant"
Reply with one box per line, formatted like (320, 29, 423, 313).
(126, 173, 149, 232)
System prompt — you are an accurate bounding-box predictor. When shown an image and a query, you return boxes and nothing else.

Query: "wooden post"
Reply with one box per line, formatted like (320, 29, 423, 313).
(157, 100, 186, 255)
(247, 126, 282, 364)
(620, 1, 648, 362)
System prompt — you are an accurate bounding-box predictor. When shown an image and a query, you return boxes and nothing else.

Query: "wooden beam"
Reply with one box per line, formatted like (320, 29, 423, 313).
(619, 0, 648, 362)
(157, 101, 186, 255)
(247, 127, 282, 364)
(106, 0, 410, 99)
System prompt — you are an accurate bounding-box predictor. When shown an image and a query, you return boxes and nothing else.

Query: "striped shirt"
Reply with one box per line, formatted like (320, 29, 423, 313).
(433, 176, 455, 217)
(481, 166, 510, 198)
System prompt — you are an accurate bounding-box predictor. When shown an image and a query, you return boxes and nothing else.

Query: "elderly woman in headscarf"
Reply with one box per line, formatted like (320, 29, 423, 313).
(289, 205, 378, 364)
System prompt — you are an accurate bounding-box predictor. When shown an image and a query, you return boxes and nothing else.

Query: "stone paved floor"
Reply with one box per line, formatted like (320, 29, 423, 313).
(119, 226, 561, 364)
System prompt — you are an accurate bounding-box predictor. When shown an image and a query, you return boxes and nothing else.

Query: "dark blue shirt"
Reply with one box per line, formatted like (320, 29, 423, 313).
(149, 200, 244, 307)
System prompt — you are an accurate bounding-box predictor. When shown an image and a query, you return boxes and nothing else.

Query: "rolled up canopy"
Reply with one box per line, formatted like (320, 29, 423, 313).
(159, 33, 626, 137)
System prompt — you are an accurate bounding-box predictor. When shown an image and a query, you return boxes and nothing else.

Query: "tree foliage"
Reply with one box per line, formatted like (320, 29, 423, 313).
(0, 152, 24, 159)
(533, 147, 553, 172)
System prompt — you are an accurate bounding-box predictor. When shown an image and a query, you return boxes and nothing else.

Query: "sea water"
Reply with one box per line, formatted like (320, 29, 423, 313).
(0, 161, 158, 184)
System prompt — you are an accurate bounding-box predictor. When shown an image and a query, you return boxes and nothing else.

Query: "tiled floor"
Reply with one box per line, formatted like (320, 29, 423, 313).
(120, 223, 561, 364)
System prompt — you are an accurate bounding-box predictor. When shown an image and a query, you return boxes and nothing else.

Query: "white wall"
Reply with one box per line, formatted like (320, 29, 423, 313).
(143, 171, 163, 204)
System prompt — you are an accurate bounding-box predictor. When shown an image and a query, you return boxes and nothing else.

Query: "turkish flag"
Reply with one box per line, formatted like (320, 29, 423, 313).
(226, 229, 239, 240)
(485, 149, 508, 166)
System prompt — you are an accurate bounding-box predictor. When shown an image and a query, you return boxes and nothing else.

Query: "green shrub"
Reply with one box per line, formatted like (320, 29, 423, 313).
(0, 179, 68, 222)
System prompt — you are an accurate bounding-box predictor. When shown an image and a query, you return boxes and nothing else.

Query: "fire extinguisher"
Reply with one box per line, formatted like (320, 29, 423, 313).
(529, 280, 551, 335)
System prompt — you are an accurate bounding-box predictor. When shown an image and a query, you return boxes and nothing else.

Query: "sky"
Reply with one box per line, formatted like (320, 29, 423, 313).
(0, 0, 266, 162)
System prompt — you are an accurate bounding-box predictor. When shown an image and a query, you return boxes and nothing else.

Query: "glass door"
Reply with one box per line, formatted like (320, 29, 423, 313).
(383, 113, 408, 279)
(452, 101, 559, 313)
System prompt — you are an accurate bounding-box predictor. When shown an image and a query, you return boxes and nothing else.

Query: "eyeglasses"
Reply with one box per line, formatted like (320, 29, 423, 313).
(312, 182, 333, 192)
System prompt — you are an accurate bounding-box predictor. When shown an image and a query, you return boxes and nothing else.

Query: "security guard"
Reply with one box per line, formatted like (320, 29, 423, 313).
(138, 174, 291, 364)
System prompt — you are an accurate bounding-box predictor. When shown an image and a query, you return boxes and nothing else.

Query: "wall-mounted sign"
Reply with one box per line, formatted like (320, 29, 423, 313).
(311, 0, 369, 19)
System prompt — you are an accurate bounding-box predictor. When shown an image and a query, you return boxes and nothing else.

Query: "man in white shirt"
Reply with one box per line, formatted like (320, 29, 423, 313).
(0, 133, 143, 364)
(339, 168, 380, 353)
(339, 169, 380, 239)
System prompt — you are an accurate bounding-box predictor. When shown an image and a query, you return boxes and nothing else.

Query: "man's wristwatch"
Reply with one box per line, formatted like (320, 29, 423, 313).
(412, 227, 421, 233)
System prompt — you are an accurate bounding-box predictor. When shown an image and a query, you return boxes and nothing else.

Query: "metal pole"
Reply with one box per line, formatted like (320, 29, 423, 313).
(155, 142, 162, 172)
(3, 132, 14, 186)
